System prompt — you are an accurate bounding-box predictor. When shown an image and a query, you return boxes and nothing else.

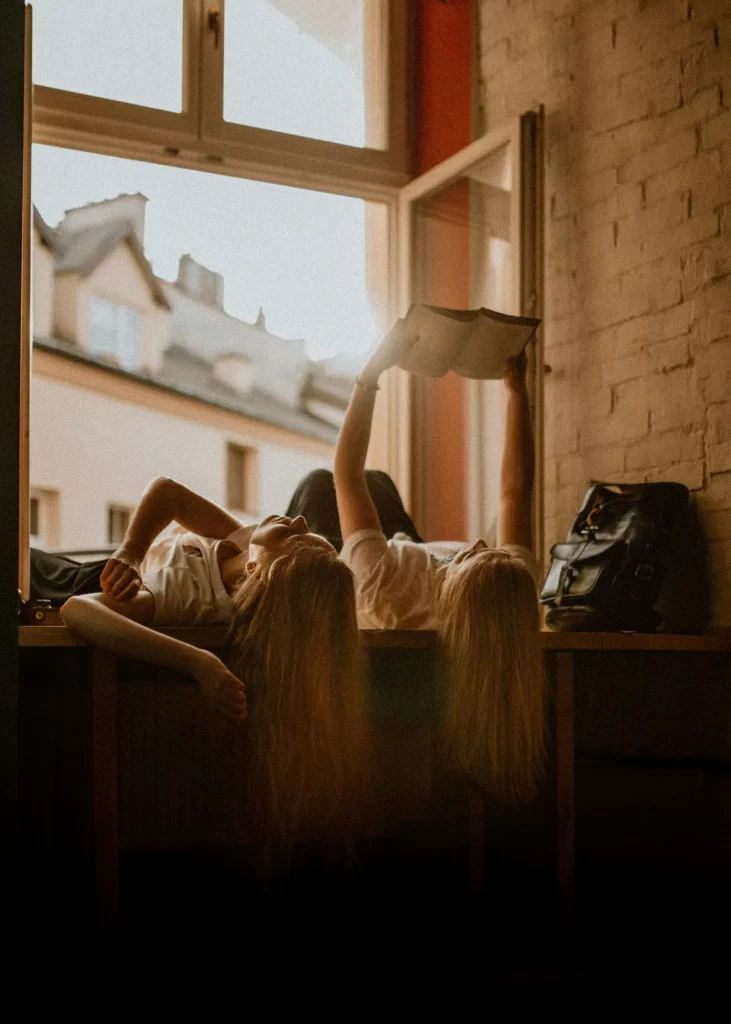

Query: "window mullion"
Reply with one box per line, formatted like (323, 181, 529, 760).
(198, 0, 225, 148)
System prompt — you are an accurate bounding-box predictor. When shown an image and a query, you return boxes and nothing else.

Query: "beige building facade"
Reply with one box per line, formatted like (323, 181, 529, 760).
(30, 196, 342, 552)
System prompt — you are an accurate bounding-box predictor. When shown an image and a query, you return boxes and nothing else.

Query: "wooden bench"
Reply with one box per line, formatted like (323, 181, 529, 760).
(18, 625, 731, 937)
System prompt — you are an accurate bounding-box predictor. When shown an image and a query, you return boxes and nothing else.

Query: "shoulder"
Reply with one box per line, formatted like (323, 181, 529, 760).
(340, 528, 388, 566)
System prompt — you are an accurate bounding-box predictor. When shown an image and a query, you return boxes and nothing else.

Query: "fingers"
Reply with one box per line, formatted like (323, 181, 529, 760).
(100, 558, 120, 591)
(116, 577, 141, 602)
(109, 566, 140, 598)
(216, 672, 247, 720)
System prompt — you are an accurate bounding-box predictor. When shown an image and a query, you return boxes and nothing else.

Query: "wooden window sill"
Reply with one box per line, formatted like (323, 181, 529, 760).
(18, 624, 731, 652)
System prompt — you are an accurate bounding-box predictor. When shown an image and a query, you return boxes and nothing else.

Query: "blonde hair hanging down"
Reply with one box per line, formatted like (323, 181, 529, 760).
(437, 549, 545, 804)
(227, 535, 373, 865)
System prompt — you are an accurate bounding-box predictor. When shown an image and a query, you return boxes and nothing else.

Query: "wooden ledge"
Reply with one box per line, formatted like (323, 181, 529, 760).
(18, 625, 731, 652)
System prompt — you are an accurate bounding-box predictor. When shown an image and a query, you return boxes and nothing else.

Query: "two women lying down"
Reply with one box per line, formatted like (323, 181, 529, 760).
(58, 318, 544, 850)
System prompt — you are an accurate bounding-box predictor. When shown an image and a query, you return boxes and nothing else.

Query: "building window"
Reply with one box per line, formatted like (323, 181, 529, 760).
(227, 444, 259, 515)
(30, 488, 61, 548)
(108, 505, 132, 545)
(89, 296, 141, 371)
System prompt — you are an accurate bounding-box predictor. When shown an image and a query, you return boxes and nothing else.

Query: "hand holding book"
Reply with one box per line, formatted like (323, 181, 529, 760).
(395, 303, 540, 380)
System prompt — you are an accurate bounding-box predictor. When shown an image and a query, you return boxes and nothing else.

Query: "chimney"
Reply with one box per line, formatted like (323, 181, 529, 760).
(176, 254, 225, 309)
(58, 193, 148, 245)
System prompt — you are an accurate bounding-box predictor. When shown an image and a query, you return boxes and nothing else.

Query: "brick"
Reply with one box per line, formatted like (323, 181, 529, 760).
(626, 428, 705, 470)
(612, 302, 693, 355)
(644, 335, 692, 373)
(644, 149, 721, 207)
(557, 451, 586, 487)
(681, 234, 731, 295)
(575, 167, 620, 210)
(708, 402, 731, 443)
(615, 210, 720, 274)
(619, 190, 690, 244)
(646, 460, 705, 489)
(583, 444, 628, 480)
(580, 377, 650, 447)
(694, 337, 731, 403)
(701, 108, 731, 149)
(709, 441, 731, 474)
(647, 367, 705, 432)
(617, 56, 684, 124)
(617, 128, 697, 185)
(619, 254, 683, 316)
(481, 37, 514, 79)
(704, 469, 731, 511)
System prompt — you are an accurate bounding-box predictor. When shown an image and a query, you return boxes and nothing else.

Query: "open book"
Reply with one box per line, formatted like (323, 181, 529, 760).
(397, 304, 541, 379)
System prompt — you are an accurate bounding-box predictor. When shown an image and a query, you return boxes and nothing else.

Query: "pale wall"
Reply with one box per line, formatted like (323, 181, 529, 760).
(30, 374, 331, 550)
(32, 229, 54, 340)
(479, 0, 731, 625)
(54, 272, 79, 345)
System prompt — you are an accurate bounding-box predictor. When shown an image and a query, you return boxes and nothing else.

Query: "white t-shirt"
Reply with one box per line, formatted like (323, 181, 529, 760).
(340, 529, 539, 631)
(141, 524, 256, 626)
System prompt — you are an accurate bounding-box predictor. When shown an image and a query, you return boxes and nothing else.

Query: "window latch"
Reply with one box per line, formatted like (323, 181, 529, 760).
(208, 9, 221, 49)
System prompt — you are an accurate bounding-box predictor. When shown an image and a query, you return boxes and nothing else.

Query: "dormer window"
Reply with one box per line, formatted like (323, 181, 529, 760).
(89, 296, 140, 372)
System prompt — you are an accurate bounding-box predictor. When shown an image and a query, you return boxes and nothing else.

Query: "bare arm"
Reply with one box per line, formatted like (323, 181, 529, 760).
(61, 591, 246, 719)
(334, 320, 417, 541)
(497, 350, 535, 551)
(101, 477, 243, 599)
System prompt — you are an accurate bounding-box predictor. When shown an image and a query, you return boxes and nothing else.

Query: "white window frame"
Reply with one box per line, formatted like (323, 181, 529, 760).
(396, 112, 545, 560)
(31, 0, 412, 195)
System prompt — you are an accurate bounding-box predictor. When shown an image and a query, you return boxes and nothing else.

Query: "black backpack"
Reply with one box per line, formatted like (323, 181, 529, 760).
(540, 482, 689, 632)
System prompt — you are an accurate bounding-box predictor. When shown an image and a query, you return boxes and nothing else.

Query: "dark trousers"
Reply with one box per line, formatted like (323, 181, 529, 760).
(285, 469, 423, 553)
(29, 548, 109, 605)
(28, 469, 422, 604)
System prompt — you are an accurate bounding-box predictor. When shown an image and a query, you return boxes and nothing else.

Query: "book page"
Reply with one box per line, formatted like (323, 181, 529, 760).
(451, 308, 540, 379)
(396, 304, 478, 377)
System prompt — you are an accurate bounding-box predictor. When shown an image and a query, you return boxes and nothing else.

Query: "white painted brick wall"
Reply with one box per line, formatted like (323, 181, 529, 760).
(479, 0, 731, 625)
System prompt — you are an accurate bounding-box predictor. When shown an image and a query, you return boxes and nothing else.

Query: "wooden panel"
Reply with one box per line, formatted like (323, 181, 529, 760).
(20, 625, 731, 652)
(91, 649, 119, 934)
(555, 651, 575, 929)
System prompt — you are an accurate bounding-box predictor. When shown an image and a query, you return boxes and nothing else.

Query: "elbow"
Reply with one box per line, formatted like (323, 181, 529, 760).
(150, 475, 176, 496)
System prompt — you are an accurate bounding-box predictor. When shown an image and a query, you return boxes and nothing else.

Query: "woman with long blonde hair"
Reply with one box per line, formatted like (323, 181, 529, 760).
(58, 476, 372, 856)
(333, 321, 545, 803)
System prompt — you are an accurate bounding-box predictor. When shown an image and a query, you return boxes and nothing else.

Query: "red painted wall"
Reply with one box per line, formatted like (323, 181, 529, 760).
(414, 0, 473, 541)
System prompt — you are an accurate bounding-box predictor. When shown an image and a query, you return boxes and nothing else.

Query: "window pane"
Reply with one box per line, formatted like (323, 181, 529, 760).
(32, 0, 184, 112)
(224, 0, 384, 148)
(32, 145, 388, 552)
(411, 144, 514, 540)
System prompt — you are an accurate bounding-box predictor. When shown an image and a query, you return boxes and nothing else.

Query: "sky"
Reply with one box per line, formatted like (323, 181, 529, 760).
(31, 0, 381, 360)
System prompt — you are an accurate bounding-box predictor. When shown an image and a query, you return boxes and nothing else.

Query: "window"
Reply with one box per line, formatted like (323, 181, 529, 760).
(227, 444, 259, 514)
(223, 0, 383, 148)
(31, 0, 411, 193)
(89, 297, 141, 371)
(32, 0, 184, 112)
(108, 505, 132, 545)
(29, 488, 60, 548)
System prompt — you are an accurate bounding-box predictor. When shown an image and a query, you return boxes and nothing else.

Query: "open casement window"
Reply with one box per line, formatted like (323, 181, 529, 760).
(394, 112, 544, 561)
(31, 0, 411, 194)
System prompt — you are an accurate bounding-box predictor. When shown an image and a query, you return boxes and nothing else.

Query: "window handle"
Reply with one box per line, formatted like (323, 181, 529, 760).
(208, 9, 221, 48)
